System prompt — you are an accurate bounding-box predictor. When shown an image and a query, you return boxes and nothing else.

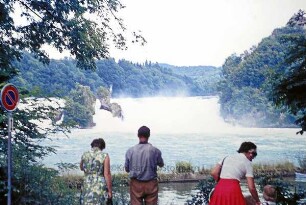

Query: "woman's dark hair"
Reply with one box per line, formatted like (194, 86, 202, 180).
(237, 141, 257, 153)
(91, 138, 106, 150)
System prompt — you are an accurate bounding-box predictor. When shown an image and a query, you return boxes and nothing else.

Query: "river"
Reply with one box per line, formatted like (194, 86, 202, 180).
(42, 96, 306, 204)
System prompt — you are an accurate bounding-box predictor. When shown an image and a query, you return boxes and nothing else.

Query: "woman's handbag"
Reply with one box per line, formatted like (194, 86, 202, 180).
(208, 188, 215, 202)
(208, 157, 227, 202)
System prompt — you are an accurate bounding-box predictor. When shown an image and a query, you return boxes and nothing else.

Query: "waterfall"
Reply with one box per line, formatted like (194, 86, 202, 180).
(92, 96, 233, 134)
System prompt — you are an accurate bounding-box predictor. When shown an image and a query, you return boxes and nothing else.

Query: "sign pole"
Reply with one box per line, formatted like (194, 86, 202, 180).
(0, 84, 19, 205)
(7, 112, 12, 205)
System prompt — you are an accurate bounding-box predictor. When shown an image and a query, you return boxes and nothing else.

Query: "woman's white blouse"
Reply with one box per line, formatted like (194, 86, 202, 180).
(219, 153, 253, 181)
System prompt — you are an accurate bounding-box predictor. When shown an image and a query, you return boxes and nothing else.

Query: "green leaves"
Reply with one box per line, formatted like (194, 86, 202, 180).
(63, 83, 96, 128)
(272, 11, 306, 134)
(0, 0, 145, 83)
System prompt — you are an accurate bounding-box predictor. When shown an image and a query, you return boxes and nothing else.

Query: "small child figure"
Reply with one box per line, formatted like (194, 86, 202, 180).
(262, 185, 277, 205)
(244, 185, 277, 205)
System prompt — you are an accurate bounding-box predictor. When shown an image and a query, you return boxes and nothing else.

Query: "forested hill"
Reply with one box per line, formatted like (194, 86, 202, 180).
(218, 11, 306, 128)
(11, 53, 220, 97)
(162, 64, 221, 95)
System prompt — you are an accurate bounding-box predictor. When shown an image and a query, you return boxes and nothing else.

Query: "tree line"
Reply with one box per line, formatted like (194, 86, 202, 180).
(11, 53, 220, 98)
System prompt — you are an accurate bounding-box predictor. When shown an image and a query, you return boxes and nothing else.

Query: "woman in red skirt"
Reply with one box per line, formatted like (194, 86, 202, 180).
(209, 142, 261, 205)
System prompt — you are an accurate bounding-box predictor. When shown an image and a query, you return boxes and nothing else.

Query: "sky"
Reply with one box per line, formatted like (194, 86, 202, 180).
(51, 0, 306, 67)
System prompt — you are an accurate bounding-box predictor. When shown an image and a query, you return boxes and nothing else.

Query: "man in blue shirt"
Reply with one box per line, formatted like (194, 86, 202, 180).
(125, 126, 164, 205)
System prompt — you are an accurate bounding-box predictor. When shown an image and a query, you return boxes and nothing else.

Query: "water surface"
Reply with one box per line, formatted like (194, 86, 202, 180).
(41, 96, 306, 204)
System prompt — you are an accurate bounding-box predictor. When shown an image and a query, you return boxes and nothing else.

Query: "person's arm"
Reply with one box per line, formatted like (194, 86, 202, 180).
(80, 159, 84, 171)
(124, 151, 130, 173)
(246, 177, 260, 205)
(157, 150, 164, 167)
(104, 154, 112, 199)
(210, 163, 222, 181)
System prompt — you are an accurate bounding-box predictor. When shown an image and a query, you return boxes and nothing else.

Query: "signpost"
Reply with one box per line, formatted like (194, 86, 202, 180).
(0, 84, 19, 205)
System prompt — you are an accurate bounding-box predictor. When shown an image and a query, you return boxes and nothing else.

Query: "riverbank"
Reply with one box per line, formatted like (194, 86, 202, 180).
(61, 161, 299, 190)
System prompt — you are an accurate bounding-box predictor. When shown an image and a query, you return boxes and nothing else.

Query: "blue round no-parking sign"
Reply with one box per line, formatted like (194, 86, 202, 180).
(0, 84, 19, 112)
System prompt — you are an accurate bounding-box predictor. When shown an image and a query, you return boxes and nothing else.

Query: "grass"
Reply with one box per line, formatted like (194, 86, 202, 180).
(253, 161, 296, 178)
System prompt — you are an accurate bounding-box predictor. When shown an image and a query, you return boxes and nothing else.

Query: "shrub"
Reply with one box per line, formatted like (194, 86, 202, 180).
(175, 161, 194, 173)
(186, 177, 216, 205)
(0, 162, 79, 205)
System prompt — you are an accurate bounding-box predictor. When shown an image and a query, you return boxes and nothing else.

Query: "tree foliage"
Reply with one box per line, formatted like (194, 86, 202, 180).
(163, 64, 222, 95)
(11, 53, 218, 97)
(0, 96, 71, 204)
(63, 83, 96, 128)
(0, 0, 145, 81)
(272, 10, 306, 134)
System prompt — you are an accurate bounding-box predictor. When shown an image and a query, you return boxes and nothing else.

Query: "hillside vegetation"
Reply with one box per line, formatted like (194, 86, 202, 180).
(12, 54, 220, 98)
(218, 12, 306, 128)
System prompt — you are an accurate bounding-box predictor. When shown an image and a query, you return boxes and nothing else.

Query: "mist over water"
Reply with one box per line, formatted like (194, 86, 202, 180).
(93, 96, 232, 134)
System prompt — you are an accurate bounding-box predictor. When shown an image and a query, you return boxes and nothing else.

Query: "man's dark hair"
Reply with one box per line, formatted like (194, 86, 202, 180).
(91, 138, 106, 150)
(237, 141, 257, 153)
(138, 126, 150, 138)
